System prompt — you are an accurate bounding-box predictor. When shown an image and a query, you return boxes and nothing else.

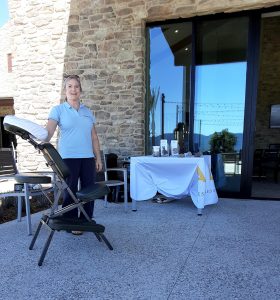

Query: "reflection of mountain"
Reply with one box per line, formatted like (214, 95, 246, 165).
(154, 133, 176, 146)
(153, 133, 243, 151)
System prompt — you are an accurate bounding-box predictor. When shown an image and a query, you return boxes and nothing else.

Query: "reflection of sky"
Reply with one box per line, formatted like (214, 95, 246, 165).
(150, 28, 184, 136)
(194, 62, 247, 136)
(149, 27, 247, 143)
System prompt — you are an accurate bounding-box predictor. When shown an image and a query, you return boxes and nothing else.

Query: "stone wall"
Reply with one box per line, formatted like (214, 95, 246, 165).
(63, 0, 280, 158)
(1, 0, 280, 171)
(255, 16, 280, 149)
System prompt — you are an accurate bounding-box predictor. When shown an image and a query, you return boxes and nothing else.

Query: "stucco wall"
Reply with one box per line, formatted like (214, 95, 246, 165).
(0, 22, 14, 98)
(1, 0, 280, 171)
(5, 0, 71, 170)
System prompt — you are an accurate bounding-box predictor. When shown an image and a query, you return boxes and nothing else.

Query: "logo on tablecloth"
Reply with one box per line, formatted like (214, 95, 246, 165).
(197, 167, 206, 182)
(197, 166, 214, 181)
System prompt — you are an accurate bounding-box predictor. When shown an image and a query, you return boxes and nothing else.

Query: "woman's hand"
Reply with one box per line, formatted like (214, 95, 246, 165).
(95, 157, 103, 172)
(91, 126, 103, 172)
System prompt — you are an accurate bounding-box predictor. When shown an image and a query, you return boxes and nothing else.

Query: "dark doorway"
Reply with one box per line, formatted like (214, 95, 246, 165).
(251, 12, 280, 200)
(0, 116, 17, 149)
(0, 98, 16, 149)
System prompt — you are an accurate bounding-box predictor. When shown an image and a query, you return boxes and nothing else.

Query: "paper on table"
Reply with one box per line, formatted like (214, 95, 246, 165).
(160, 139, 169, 156)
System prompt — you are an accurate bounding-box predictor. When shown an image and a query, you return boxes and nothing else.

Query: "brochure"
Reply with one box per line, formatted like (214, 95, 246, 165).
(160, 139, 169, 156)
(170, 140, 179, 156)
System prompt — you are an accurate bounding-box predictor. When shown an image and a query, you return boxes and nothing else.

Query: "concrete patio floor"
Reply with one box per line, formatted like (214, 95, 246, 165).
(0, 198, 279, 300)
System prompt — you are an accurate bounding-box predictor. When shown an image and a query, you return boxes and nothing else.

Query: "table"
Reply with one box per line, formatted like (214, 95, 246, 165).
(130, 156, 218, 214)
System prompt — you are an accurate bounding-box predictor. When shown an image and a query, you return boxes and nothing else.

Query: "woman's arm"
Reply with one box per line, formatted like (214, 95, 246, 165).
(92, 126, 103, 172)
(45, 119, 58, 142)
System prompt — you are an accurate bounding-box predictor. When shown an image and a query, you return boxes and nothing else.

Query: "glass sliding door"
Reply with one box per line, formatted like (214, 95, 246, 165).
(146, 15, 252, 195)
(146, 22, 192, 154)
(194, 17, 249, 193)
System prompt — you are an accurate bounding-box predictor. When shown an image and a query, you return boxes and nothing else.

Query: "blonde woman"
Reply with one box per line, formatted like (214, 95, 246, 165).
(46, 75, 102, 235)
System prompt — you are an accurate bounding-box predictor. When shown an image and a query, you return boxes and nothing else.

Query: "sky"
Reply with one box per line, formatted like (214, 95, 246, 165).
(0, 0, 9, 27)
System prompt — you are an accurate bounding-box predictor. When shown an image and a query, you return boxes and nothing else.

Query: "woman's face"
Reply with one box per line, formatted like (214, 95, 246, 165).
(65, 78, 81, 102)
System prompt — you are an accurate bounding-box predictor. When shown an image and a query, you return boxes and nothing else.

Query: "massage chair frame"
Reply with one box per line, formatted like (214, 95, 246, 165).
(4, 122, 113, 266)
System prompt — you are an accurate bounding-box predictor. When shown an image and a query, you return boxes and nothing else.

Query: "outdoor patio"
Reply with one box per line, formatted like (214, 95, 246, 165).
(0, 197, 279, 300)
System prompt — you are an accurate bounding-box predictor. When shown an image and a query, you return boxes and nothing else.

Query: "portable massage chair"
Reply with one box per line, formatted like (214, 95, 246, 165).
(3, 115, 113, 266)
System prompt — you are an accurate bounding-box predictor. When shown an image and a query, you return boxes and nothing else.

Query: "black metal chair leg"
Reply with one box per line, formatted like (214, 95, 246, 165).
(99, 233, 113, 250)
(38, 230, 55, 266)
(29, 218, 45, 250)
(93, 232, 102, 242)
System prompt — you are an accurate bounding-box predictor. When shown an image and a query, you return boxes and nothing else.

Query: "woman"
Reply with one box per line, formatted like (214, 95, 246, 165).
(46, 75, 102, 235)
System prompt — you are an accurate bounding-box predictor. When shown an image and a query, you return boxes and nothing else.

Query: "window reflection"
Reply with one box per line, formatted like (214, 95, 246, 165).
(194, 62, 247, 193)
(195, 16, 249, 194)
(147, 23, 192, 153)
(194, 62, 247, 153)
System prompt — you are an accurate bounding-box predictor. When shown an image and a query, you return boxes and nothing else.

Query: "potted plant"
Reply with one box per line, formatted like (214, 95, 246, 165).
(209, 129, 236, 153)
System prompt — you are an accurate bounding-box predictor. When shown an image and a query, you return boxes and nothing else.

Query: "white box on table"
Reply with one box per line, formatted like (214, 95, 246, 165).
(152, 146, 160, 157)
(160, 139, 169, 156)
(170, 140, 179, 156)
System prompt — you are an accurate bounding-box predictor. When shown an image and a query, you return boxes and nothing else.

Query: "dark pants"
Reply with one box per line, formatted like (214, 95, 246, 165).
(62, 158, 96, 219)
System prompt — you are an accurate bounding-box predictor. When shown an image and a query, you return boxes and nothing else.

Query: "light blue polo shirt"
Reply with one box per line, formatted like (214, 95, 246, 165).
(48, 102, 96, 159)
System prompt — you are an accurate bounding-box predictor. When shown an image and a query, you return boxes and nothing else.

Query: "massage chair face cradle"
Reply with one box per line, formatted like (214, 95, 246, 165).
(4, 121, 112, 266)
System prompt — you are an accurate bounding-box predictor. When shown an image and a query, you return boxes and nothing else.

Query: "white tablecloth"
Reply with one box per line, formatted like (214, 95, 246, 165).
(130, 156, 218, 209)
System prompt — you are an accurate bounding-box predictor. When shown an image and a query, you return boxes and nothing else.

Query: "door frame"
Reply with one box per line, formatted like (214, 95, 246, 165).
(240, 11, 261, 198)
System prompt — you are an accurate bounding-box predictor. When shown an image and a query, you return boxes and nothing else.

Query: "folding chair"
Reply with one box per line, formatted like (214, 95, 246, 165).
(96, 151, 128, 211)
(4, 115, 113, 266)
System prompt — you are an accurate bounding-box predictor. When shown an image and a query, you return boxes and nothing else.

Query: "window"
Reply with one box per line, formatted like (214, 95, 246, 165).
(7, 53, 12, 73)
(270, 104, 280, 128)
(146, 22, 192, 154)
(146, 15, 250, 195)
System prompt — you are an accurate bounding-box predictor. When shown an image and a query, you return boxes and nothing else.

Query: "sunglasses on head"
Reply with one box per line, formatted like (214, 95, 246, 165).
(64, 74, 80, 81)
